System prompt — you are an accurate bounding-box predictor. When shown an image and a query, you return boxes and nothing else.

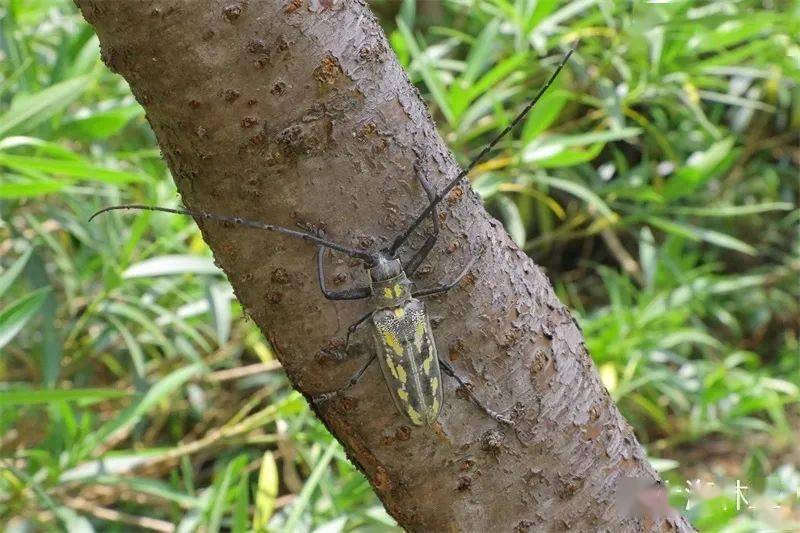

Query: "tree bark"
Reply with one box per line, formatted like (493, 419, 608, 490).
(75, 1, 693, 531)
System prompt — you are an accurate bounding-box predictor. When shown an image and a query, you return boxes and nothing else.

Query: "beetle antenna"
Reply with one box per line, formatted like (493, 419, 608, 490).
(388, 48, 574, 256)
(89, 204, 375, 263)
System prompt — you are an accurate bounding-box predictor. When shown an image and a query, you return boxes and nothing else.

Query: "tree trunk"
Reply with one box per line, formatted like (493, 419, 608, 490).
(75, 1, 693, 531)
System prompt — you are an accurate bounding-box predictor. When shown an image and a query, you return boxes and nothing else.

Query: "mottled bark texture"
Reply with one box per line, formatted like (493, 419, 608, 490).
(76, 1, 693, 531)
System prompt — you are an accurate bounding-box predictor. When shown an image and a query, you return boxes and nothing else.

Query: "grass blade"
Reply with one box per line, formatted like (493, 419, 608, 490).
(0, 247, 32, 297)
(0, 388, 128, 406)
(79, 363, 204, 459)
(284, 441, 338, 532)
(0, 75, 90, 137)
(0, 286, 50, 350)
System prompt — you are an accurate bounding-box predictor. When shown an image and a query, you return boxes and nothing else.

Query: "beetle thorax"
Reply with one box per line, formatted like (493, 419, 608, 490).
(368, 256, 412, 306)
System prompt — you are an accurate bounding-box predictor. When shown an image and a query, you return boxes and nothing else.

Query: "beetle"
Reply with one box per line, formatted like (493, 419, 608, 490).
(90, 50, 572, 427)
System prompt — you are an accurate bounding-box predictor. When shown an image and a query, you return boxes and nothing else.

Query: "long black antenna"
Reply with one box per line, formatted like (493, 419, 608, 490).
(388, 48, 574, 256)
(89, 204, 375, 263)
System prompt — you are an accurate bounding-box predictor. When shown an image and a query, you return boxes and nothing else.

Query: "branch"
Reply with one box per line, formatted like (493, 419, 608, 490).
(76, 1, 692, 530)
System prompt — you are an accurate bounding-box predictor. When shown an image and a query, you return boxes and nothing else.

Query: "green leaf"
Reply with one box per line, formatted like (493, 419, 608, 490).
(532, 175, 616, 219)
(535, 142, 604, 168)
(664, 202, 794, 217)
(108, 316, 146, 381)
(76, 475, 199, 508)
(0, 248, 32, 297)
(0, 75, 90, 137)
(206, 281, 233, 345)
(207, 457, 247, 533)
(645, 217, 757, 255)
(661, 137, 737, 200)
(79, 364, 204, 458)
(59, 104, 143, 141)
(0, 388, 128, 406)
(253, 451, 279, 532)
(0, 153, 149, 184)
(233, 473, 250, 533)
(494, 195, 526, 246)
(0, 135, 83, 159)
(397, 19, 454, 125)
(0, 178, 66, 198)
(471, 172, 507, 199)
(521, 90, 569, 141)
(463, 53, 528, 108)
(462, 19, 499, 85)
(284, 441, 338, 532)
(123, 255, 223, 278)
(523, 128, 641, 163)
(0, 286, 50, 350)
(60, 454, 164, 483)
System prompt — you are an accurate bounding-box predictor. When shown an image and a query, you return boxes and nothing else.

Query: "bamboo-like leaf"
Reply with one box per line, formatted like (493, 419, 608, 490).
(59, 104, 143, 140)
(494, 195, 526, 246)
(207, 456, 247, 533)
(661, 137, 737, 200)
(0, 287, 50, 350)
(0, 388, 128, 406)
(0, 178, 66, 198)
(79, 364, 204, 459)
(253, 451, 279, 532)
(645, 216, 757, 255)
(397, 19, 455, 125)
(284, 442, 338, 532)
(123, 255, 223, 278)
(523, 128, 641, 163)
(521, 90, 569, 142)
(533, 175, 616, 219)
(461, 19, 500, 86)
(207, 281, 233, 345)
(0, 153, 149, 184)
(0, 76, 90, 137)
(0, 248, 32, 297)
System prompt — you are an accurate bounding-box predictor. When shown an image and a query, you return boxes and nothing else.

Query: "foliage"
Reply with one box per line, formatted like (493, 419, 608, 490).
(1, 0, 798, 531)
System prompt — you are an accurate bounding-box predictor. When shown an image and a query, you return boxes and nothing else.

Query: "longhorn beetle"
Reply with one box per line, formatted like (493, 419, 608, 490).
(90, 50, 573, 427)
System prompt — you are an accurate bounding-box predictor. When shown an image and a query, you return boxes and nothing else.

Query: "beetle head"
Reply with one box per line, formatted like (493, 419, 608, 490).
(367, 255, 403, 282)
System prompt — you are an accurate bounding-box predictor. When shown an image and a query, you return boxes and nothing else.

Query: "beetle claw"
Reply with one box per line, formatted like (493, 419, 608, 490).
(317, 348, 347, 363)
(313, 391, 339, 404)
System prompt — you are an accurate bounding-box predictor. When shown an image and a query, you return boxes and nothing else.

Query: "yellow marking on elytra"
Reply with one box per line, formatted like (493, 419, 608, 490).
(414, 321, 425, 351)
(430, 377, 439, 395)
(394, 284, 406, 298)
(383, 287, 393, 299)
(384, 356, 399, 379)
(383, 332, 404, 356)
(393, 307, 405, 318)
(407, 405, 423, 425)
(429, 398, 440, 417)
(422, 352, 434, 374)
(397, 388, 409, 401)
(396, 364, 408, 384)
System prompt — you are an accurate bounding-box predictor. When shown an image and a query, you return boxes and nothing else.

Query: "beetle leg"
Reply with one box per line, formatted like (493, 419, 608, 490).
(412, 254, 477, 298)
(316, 245, 371, 300)
(320, 311, 372, 361)
(403, 171, 440, 276)
(439, 359, 512, 425)
(313, 353, 377, 404)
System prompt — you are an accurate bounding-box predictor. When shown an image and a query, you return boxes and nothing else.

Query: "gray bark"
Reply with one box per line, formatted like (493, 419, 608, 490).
(75, 0, 693, 531)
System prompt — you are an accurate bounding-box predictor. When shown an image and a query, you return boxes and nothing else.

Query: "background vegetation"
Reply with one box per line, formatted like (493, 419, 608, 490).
(1, 0, 798, 531)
